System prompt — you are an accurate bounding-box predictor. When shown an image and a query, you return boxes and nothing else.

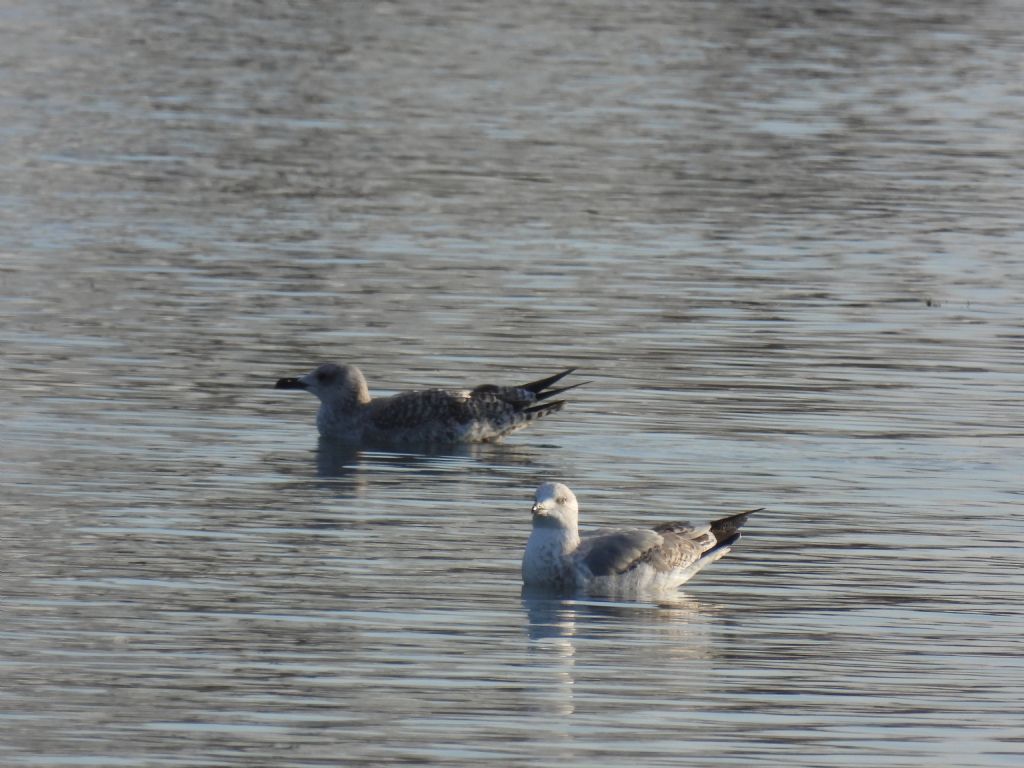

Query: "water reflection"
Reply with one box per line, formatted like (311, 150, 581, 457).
(314, 438, 363, 479)
(306, 436, 554, 513)
(313, 436, 548, 480)
(521, 591, 717, 718)
(522, 590, 713, 643)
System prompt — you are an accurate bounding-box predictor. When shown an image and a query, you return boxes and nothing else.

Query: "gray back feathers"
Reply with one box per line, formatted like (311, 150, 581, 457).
(579, 526, 709, 577)
(577, 511, 759, 579)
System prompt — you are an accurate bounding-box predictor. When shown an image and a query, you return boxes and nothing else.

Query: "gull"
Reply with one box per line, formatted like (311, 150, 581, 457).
(522, 482, 758, 595)
(274, 363, 582, 445)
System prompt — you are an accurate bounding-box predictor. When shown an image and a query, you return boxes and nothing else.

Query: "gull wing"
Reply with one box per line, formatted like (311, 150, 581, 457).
(576, 521, 718, 577)
(365, 368, 583, 442)
(367, 389, 470, 431)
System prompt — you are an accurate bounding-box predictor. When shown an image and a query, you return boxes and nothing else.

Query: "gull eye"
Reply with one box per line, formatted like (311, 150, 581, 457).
(316, 367, 336, 384)
(556, 496, 567, 504)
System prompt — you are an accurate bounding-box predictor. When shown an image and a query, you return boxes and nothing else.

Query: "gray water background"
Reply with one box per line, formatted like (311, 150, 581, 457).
(2, 1, 1022, 765)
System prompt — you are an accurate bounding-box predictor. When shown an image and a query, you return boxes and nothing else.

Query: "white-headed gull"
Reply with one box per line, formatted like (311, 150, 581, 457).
(522, 482, 758, 595)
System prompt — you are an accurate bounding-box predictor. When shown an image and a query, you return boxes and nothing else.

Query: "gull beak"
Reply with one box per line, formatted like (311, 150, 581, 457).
(274, 377, 307, 390)
(531, 503, 545, 516)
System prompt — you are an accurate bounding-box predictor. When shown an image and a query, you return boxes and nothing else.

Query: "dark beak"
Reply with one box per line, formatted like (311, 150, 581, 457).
(274, 377, 307, 390)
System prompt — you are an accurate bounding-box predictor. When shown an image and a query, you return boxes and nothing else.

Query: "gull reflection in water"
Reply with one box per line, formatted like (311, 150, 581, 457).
(313, 437, 545, 481)
(520, 587, 716, 720)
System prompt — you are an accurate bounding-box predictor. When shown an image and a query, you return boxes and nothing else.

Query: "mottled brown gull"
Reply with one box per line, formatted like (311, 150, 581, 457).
(522, 482, 758, 595)
(274, 363, 582, 445)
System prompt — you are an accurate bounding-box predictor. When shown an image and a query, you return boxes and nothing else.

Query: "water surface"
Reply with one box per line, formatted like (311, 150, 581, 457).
(2, 1, 1022, 766)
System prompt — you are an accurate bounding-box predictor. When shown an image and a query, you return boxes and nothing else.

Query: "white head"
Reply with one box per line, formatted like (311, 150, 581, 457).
(275, 363, 371, 407)
(531, 482, 580, 532)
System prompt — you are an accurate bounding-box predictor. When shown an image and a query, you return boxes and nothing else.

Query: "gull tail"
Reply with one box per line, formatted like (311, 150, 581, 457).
(481, 368, 582, 438)
(708, 508, 762, 553)
(673, 508, 761, 587)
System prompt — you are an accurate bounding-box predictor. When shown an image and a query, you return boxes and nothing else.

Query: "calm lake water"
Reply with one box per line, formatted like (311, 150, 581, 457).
(2, 1, 1022, 766)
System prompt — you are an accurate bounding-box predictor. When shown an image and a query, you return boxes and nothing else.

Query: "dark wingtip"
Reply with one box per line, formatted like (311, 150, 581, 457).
(521, 367, 577, 395)
(710, 508, 761, 542)
(275, 377, 306, 390)
(533, 380, 589, 402)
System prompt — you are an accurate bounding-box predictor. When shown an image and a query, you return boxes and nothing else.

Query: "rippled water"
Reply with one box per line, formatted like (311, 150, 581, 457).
(2, 1, 1023, 765)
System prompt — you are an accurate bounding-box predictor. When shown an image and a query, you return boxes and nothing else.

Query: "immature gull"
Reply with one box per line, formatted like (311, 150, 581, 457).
(522, 482, 758, 595)
(274, 363, 582, 445)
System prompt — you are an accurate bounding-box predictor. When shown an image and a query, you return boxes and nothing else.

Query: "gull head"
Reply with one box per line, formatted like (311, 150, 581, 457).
(531, 482, 580, 531)
(275, 363, 371, 406)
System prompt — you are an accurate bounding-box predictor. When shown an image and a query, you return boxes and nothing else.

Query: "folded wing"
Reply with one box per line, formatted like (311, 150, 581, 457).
(368, 368, 582, 434)
(577, 523, 713, 577)
(368, 389, 469, 431)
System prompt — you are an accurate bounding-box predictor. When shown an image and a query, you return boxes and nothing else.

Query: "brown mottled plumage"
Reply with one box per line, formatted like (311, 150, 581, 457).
(275, 363, 582, 445)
